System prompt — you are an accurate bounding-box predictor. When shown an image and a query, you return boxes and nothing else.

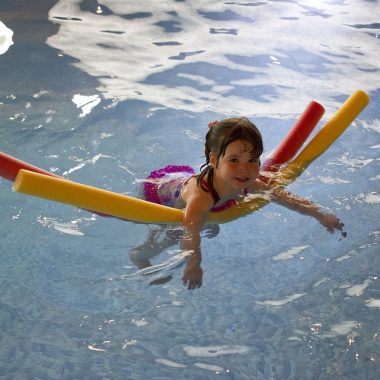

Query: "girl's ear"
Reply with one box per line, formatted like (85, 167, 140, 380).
(209, 152, 217, 168)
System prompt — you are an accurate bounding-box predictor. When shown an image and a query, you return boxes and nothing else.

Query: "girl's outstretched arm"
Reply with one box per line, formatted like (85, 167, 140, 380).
(252, 180, 344, 234)
(181, 203, 207, 289)
(180, 189, 213, 289)
(271, 186, 344, 233)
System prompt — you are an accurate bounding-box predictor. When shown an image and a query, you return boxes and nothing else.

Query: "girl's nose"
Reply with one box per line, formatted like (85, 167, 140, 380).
(243, 163, 259, 175)
(240, 163, 251, 173)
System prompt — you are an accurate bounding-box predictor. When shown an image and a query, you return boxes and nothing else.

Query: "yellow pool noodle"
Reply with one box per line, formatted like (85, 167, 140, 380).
(14, 90, 369, 224)
(14, 168, 269, 224)
(14, 170, 185, 224)
(277, 90, 370, 184)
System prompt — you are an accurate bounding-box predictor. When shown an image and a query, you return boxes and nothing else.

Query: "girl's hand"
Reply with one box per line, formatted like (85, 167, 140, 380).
(182, 264, 203, 289)
(318, 213, 345, 235)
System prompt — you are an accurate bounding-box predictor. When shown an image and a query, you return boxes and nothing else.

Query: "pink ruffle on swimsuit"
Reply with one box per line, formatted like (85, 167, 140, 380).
(143, 165, 239, 212)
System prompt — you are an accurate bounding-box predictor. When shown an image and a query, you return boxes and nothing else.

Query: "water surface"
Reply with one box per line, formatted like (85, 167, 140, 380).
(0, 1, 379, 379)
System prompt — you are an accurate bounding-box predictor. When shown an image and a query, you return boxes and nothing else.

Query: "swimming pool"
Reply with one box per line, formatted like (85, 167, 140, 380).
(0, 1, 379, 379)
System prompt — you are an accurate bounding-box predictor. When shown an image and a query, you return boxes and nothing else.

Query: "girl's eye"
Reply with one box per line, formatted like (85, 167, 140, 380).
(230, 158, 238, 163)
(249, 158, 258, 163)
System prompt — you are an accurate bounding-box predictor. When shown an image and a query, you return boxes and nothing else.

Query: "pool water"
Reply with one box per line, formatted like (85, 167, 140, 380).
(1, 1, 379, 379)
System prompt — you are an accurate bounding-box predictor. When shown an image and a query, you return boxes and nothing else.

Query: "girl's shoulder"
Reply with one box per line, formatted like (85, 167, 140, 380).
(181, 176, 214, 212)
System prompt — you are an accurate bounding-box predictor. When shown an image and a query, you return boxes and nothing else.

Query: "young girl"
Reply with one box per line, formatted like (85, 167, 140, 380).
(143, 117, 344, 289)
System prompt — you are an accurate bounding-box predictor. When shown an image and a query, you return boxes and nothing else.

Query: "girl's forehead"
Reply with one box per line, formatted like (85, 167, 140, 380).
(225, 139, 253, 154)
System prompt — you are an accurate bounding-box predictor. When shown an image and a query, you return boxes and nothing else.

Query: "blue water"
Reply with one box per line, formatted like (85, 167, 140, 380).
(1, 1, 379, 379)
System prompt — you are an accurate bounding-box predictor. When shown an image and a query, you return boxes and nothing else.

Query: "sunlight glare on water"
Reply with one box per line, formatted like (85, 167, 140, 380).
(46, 0, 380, 115)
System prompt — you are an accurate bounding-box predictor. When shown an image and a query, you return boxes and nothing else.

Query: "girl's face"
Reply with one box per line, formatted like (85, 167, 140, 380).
(210, 139, 260, 195)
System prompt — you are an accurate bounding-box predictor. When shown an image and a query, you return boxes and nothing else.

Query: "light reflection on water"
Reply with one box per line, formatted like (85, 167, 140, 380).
(0, 0, 379, 379)
(46, 0, 380, 115)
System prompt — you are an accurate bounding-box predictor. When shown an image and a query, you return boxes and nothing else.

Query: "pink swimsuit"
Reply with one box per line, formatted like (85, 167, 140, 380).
(143, 165, 245, 212)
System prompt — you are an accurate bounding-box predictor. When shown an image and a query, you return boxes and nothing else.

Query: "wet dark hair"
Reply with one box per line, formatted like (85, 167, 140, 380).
(197, 117, 263, 205)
